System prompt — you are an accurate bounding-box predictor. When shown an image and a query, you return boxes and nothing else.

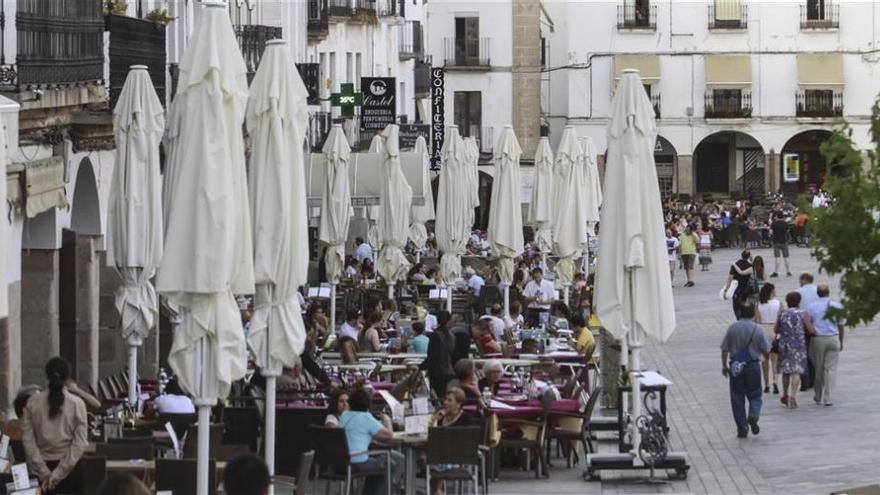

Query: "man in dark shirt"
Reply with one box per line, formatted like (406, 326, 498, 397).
(769, 213, 792, 278)
(720, 302, 771, 438)
(722, 250, 753, 319)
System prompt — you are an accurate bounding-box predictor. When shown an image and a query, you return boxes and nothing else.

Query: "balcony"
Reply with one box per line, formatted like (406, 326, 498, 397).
(704, 90, 752, 119)
(414, 58, 431, 97)
(376, 0, 402, 17)
(108, 15, 167, 109)
(709, 3, 748, 30)
(309, 111, 333, 151)
(617, 3, 657, 31)
(399, 21, 424, 60)
(234, 25, 283, 82)
(796, 89, 843, 118)
(1, 0, 104, 91)
(464, 126, 493, 154)
(651, 93, 661, 119)
(354, 0, 377, 17)
(443, 37, 491, 69)
(800, 1, 839, 29)
(308, 0, 329, 40)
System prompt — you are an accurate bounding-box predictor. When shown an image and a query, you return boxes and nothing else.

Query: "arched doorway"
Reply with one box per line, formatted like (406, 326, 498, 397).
(473, 171, 493, 231)
(654, 136, 677, 201)
(694, 131, 764, 200)
(70, 158, 101, 235)
(780, 130, 833, 196)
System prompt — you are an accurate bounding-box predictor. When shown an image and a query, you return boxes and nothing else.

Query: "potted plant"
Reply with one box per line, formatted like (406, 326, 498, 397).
(104, 0, 129, 16)
(146, 8, 175, 25)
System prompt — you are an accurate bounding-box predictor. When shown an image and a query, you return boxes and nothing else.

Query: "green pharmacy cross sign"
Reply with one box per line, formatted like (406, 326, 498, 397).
(330, 83, 362, 118)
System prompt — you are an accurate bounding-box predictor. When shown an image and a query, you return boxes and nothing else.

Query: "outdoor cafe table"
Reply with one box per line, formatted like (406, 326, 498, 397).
(384, 433, 428, 495)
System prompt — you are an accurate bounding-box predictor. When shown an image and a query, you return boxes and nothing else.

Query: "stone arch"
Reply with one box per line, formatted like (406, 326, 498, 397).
(70, 158, 101, 236)
(779, 129, 833, 196)
(654, 135, 677, 201)
(693, 131, 765, 200)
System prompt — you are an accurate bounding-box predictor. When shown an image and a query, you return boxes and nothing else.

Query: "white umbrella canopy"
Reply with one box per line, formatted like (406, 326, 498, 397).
(409, 136, 434, 250)
(595, 69, 675, 343)
(156, 5, 254, 492)
(488, 126, 524, 286)
(108, 65, 164, 404)
(435, 126, 469, 285)
(245, 40, 309, 374)
(529, 136, 554, 253)
(366, 134, 384, 249)
(581, 136, 603, 230)
(465, 136, 481, 226)
(376, 124, 413, 287)
(318, 126, 352, 284)
(552, 127, 588, 287)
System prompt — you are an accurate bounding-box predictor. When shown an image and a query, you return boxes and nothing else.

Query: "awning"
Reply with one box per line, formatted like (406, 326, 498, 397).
(705, 55, 752, 85)
(798, 54, 844, 86)
(714, 0, 742, 21)
(614, 55, 660, 81)
(7, 172, 22, 210)
(24, 157, 68, 218)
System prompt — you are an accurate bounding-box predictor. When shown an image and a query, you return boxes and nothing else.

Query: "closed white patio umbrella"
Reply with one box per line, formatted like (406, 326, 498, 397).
(581, 136, 603, 273)
(553, 127, 589, 304)
(529, 136, 554, 269)
(366, 135, 384, 250)
(488, 126, 524, 316)
(435, 126, 469, 311)
(245, 39, 309, 483)
(409, 136, 435, 263)
(376, 124, 413, 298)
(108, 65, 164, 405)
(156, 3, 255, 494)
(465, 136, 481, 227)
(594, 69, 675, 459)
(319, 125, 352, 333)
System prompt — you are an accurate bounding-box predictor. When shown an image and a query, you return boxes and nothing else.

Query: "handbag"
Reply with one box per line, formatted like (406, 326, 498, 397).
(729, 327, 757, 378)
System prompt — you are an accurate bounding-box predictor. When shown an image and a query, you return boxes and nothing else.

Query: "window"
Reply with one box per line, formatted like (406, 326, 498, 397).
(705, 88, 752, 118)
(329, 52, 337, 92)
(399, 81, 406, 117)
(319, 52, 327, 96)
(454, 91, 482, 140)
(455, 17, 479, 66)
(619, 0, 654, 29)
(806, 0, 826, 20)
(346, 52, 353, 87)
(355, 53, 362, 88)
(796, 89, 842, 117)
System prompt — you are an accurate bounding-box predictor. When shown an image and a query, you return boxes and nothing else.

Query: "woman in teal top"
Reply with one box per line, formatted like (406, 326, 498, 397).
(408, 321, 430, 354)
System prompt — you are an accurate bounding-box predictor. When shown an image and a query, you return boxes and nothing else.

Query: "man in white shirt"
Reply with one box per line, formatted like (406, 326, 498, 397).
(480, 304, 506, 341)
(153, 379, 196, 414)
(465, 267, 485, 297)
(666, 230, 680, 284)
(337, 308, 362, 340)
(524, 267, 557, 310)
(354, 236, 373, 264)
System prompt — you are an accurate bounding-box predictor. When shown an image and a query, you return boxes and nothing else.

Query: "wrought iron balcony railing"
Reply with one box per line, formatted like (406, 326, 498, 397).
(234, 25, 283, 82)
(708, 2, 748, 29)
(617, 3, 657, 30)
(800, 1, 839, 29)
(704, 90, 753, 118)
(443, 37, 491, 68)
(2, 0, 105, 89)
(651, 93, 661, 119)
(399, 21, 423, 59)
(328, 0, 353, 17)
(308, 0, 329, 36)
(796, 89, 843, 118)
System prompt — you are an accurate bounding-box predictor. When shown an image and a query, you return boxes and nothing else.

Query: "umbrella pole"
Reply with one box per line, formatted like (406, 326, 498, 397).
(196, 404, 211, 495)
(563, 286, 570, 306)
(416, 251, 421, 264)
(503, 285, 510, 317)
(265, 374, 278, 493)
(627, 270, 643, 465)
(126, 337, 142, 405)
(446, 289, 452, 313)
(330, 284, 337, 332)
(388, 282, 394, 300)
(541, 253, 547, 273)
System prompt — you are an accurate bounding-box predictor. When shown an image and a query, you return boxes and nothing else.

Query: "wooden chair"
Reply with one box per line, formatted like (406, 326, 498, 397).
(158, 412, 198, 441)
(544, 386, 602, 468)
(496, 416, 548, 478)
(275, 449, 315, 495)
(426, 426, 484, 495)
(156, 458, 217, 495)
(310, 426, 391, 495)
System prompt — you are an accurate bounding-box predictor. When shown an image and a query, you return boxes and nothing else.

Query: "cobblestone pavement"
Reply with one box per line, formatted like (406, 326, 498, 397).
(491, 245, 880, 495)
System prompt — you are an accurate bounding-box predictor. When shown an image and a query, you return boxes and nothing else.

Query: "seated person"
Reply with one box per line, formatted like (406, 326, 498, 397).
(358, 311, 387, 352)
(153, 378, 196, 414)
(224, 454, 271, 495)
(471, 319, 501, 355)
(338, 309, 363, 341)
(521, 338, 539, 355)
(407, 322, 430, 354)
(324, 389, 350, 427)
(3, 385, 41, 442)
(477, 360, 503, 395)
(479, 304, 506, 341)
(447, 359, 481, 399)
(336, 336, 360, 364)
(431, 387, 474, 429)
(337, 389, 405, 495)
(570, 314, 597, 364)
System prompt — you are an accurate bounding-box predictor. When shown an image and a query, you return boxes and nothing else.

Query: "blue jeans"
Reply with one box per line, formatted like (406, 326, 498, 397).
(351, 451, 405, 495)
(729, 361, 763, 435)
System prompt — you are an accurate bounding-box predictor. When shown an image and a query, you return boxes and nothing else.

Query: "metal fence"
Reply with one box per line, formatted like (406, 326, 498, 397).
(796, 89, 843, 117)
(800, 1, 839, 29)
(617, 3, 657, 30)
(399, 21, 423, 58)
(234, 25, 283, 82)
(108, 14, 166, 108)
(443, 37, 490, 67)
(704, 90, 752, 118)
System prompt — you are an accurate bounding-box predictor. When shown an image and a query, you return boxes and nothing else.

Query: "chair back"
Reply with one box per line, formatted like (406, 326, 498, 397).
(79, 456, 106, 494)
(583, 386, 602, 421)
(96, 440, 154, 460)
(159, 412, 198, 441)
(156, 458, 217, 495)
(183, 423, 225, 459)
(295, 450, 315, 495)
(222, 406, 260, 452)
(309, 426, 352, 469)
(426, 426, 481, 466)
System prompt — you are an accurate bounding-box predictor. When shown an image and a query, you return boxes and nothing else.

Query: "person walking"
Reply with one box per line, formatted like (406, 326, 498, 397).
(722, 250, 754, 319)
(776, 292, 815, 408)
(797, 273, 819, 389)
(666, 230, 680, 285)
(422, 311, 456, 398)
(678, 225, 700, 287)
(720, 302, 771, 438)
(806, 285, 845, 406)
(755, 283, 781, 394)
(698, 224, 713, 272)
(769, 213, 792, 278)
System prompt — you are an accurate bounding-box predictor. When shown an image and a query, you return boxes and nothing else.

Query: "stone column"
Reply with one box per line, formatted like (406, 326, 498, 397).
(677, 155, 694, 198)
(21, 250, 60, 387)
(512, 0, 541, 158)
(766, 151, 779, 193)
(0, 282, 22, 411)
(99, 262, 123, 381)
(75, 236, 101, 392)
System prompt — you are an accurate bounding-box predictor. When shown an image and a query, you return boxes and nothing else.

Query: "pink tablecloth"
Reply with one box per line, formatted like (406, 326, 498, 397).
(463, 398, 580, 419)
